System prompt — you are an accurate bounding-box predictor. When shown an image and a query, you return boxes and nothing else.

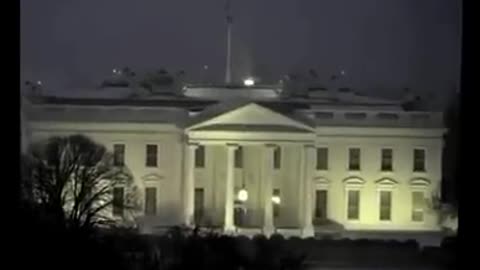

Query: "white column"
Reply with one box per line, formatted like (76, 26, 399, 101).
(224, 144, 238, 232)
(302, 145, 315, 237)
(184, 143, 198, 226)
(297, 144, 305, 228)
(263, 144, 276, 236)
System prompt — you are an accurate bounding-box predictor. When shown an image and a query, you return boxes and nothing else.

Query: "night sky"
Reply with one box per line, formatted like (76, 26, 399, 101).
(21, 0, 461, 105)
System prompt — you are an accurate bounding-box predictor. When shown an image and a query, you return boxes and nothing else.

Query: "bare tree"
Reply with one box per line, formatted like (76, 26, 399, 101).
(22, 135, 139, 233)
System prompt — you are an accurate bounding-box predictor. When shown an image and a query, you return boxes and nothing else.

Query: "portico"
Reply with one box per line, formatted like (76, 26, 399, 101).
(182, 102, 318, 237)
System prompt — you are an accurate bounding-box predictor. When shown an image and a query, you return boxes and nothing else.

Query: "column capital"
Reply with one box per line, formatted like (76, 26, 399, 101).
(187, 143, 200, 150)
(265, 143, 278, 149)
(304, 144, 316, 149)
(226, 143, 240, 150)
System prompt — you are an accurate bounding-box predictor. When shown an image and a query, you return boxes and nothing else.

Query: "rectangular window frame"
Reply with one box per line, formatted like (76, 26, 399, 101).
(316, 147, 329, 171)
(234, 146, 243, 169)
(144, 187, 157, 216)
(411, 190, 426, 223)
(347, 147, 361, 171)
(378, 190, 393, 222)
(314, 189, 328, 220)
(381, 148, 393, 172)
(113, 144, 125, 167)
(345, 189, 361, 221)
(145, 144, 158, 168)
(112, 186, 125, 217)
(413, 148, 427, 173)
(273, 147, 281, 170)
(195, 145, 205, 168)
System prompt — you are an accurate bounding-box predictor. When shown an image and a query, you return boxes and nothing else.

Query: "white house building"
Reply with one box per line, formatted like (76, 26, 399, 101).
(21, 83, 445, 238)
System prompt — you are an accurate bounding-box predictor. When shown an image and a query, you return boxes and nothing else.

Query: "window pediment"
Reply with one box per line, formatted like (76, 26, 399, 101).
(375, 178, 398, 188)
(343, 177, 365, 188)
(410, 177, 430, 188)
(142, 173, 164, 183)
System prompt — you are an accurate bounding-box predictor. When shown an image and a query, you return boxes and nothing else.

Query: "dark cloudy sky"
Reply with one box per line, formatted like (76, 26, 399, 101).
(21, 0, 461, 103)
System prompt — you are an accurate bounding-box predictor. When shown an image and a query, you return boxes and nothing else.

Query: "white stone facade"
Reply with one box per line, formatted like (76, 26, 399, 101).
(21, 85, 445, 237)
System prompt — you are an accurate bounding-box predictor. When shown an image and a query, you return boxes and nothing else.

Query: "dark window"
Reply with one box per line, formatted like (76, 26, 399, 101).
(316, 148, 328, 170)
(381, 148, 393, 171)
(347, 190, 360, 220)
(234, 147, 243, 168)
(345, 113, 367, 120)
(413, 149, 426, 172)
(194, 188, 204, 224)
(315, 190, 328, 220)
(146, 144, 158, 167)
(195, 146, 205, 168)
(113, 187, 124, 216)
(377, 113, 399, 120)
(315, 112, 334, 119)
(113, 144, 125, 167)
(273, 189, 280, 218)
(273, 147, 281, 169)
(348, 148, 361, 171)
(379, 191, 392, 221)
(145, 187, 157, 216)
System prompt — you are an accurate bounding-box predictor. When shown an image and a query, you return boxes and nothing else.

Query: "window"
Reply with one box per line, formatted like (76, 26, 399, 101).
(273, 189, 280, 218)
(315, 190, 328, 220)
(145, 187, 157, 216)
(113, 144, 125, 167)
(195, 146, 205, 168)
(146, 144, 158, 167)
(347, 190, 360, 220)
(273, 147, 281, 169)
(234, 146, 243, 168)
(348, 148, 361, 171)
(112, 187, 124, 216)
(379, 191, 392, 221)
(412, 191, 425, 222)
(381, 148, 393, 171)
(316, 148, 328, 170)
(413, 149, 426, 172)
(194, 188, 205, 224)
(345, 112, 367, 120)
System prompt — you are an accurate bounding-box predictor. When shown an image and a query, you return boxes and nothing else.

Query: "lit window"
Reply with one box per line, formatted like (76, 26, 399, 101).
(379, 191, 392, 221)
(273, 189, 280, 218)
(348, 148, 361, 171)
(195, 146, 205, 168)
(413, 149, 426, 172)
(316, 148, 328, 170)
(381, 148, 393, 171)
(234, 146, 243, 168)
(112, 187, 124, 216)
(347, 190, 360, 220)
(273, 147, 281, 169)
(113, 144, 125, 167)
(412, 191, 425, 222)
(146, 144, 158, 167)
(145, 187, 157, 216)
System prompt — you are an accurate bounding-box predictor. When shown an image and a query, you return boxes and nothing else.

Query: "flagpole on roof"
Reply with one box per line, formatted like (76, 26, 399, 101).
(225, 0, 233, 85)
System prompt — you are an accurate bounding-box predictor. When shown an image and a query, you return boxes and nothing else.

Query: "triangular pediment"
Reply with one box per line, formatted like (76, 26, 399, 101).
(186, 102, 314, 132)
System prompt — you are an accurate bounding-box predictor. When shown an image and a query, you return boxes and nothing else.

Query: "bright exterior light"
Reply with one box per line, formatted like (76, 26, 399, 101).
(238, 188, 248, 202)
(272, 195, 281, 205)
(243, 77, 255, 87)
(37, 80, 42, 85)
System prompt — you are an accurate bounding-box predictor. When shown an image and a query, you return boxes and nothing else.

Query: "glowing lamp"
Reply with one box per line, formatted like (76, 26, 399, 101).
(272, 195, 281, 205)
(238, 188, 248, 202)
(243, 77, 255, 87)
